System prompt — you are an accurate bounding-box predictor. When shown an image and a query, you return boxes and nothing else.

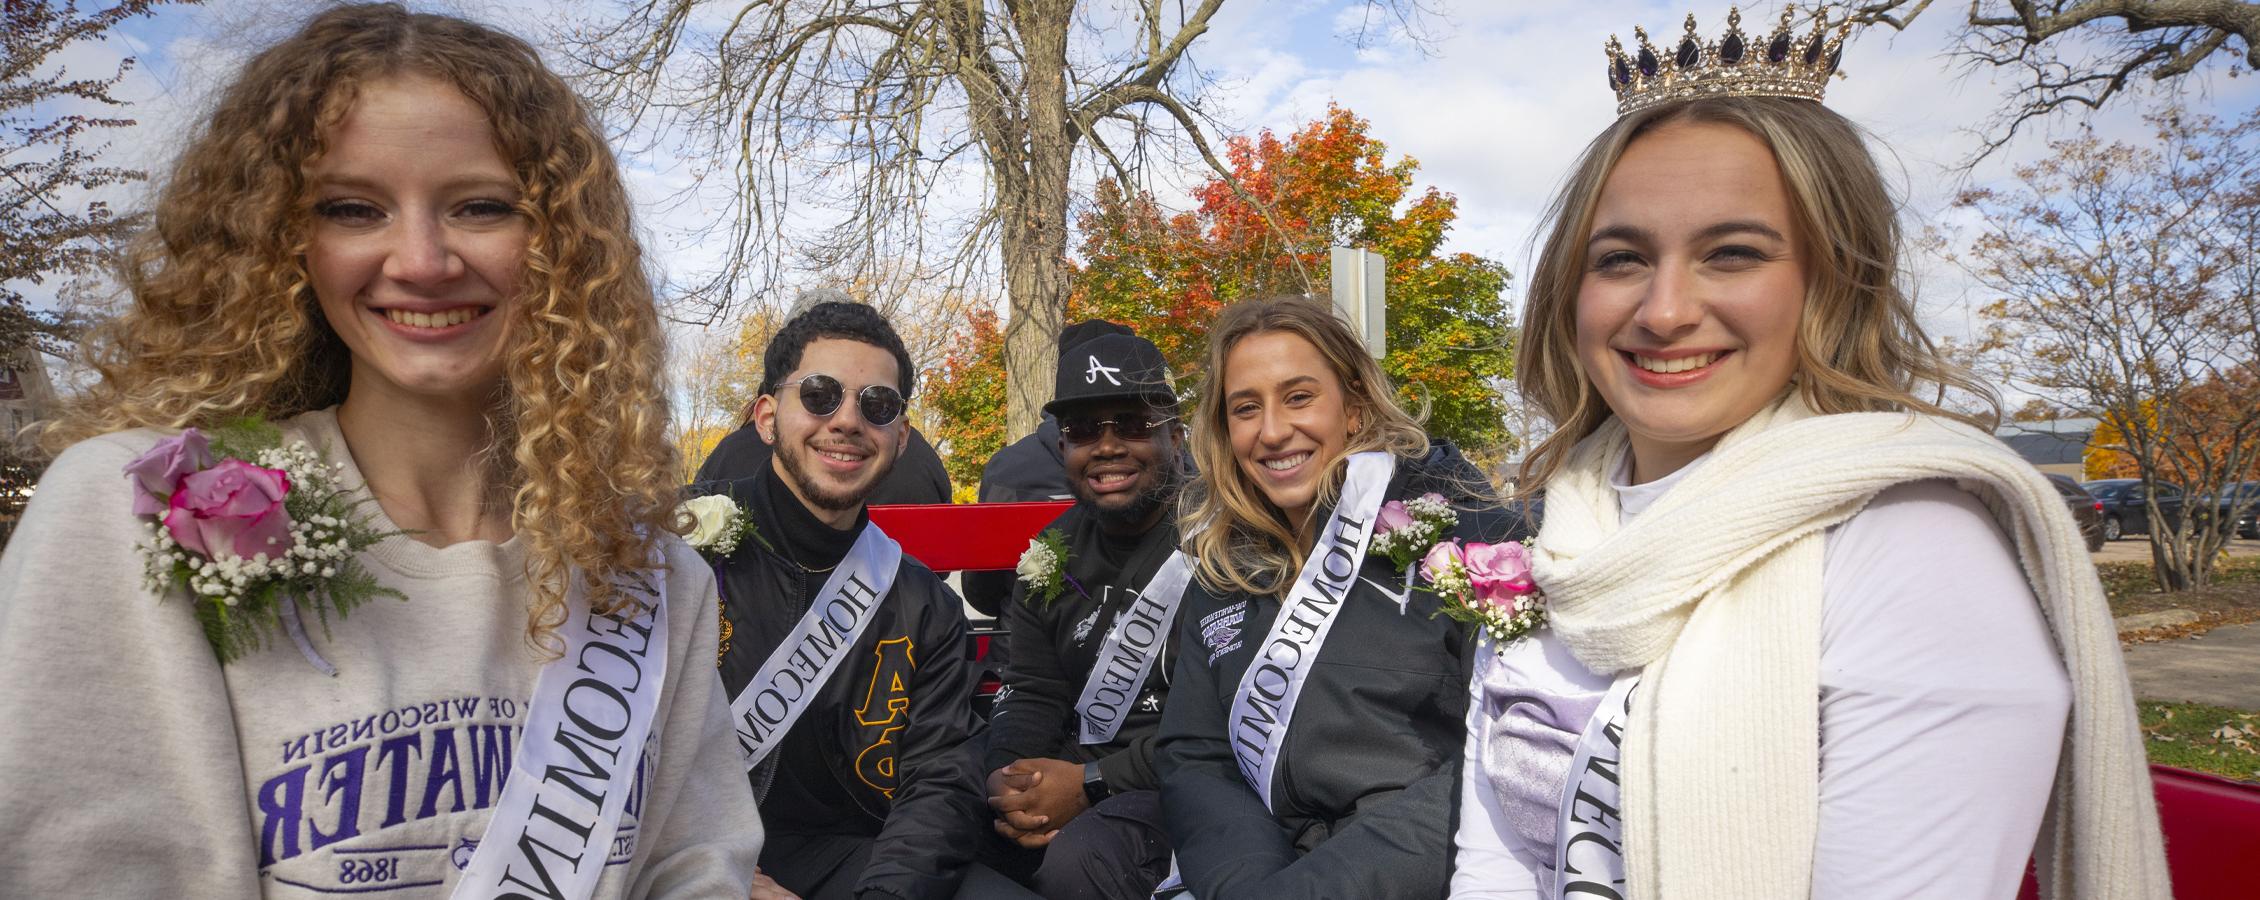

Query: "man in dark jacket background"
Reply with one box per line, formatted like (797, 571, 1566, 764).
(959, 320, 1139, 617)
(695, 302, 1034, 900)
(981, 330, 1187, 899)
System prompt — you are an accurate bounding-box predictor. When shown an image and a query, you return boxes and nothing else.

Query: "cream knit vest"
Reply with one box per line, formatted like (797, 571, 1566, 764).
(1531, 396, 2170, 899)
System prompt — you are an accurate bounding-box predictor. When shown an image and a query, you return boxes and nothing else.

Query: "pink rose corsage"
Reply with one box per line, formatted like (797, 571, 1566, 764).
(1418, 538, 1545, 645)
(126, 421, 402, 671)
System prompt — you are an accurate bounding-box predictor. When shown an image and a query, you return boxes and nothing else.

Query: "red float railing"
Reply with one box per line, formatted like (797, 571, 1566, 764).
(869, 501, 1074, 702)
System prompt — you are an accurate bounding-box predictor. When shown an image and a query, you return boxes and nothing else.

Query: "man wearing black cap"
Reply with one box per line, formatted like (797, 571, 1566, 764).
(980, 330, 1188, 900)
(959, 321, 1140, 619)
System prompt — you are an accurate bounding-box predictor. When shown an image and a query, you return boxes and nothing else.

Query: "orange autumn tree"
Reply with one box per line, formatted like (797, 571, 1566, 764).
(922, 308, 1009, 494)
(1959, 108, 2260, 589)
(2086, 373, 2260, 487)
(1071, 105, 1516, 453)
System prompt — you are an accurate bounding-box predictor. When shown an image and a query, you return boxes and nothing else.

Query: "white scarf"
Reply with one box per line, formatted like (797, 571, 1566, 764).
(1531, 395, 2169, 900)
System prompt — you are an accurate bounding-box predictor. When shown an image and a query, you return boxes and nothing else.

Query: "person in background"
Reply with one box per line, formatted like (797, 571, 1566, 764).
(980, 330, 1189, 899)
(0, 5, 759, 896)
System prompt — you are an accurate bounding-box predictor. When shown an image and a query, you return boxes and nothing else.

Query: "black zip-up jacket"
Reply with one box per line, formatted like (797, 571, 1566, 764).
(982, 502, 1183, 792)
(695, 469, 987, 900)
(1154, 445, 1513, 900)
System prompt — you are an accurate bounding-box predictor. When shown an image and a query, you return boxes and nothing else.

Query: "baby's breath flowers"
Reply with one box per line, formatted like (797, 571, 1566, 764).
(677, 493, 761, 559)
(1369, 492, 1459, 570)
(1016, 528, 1080, 608)
(1420, 539, 1546, 645)
(127, 422, 401, 669)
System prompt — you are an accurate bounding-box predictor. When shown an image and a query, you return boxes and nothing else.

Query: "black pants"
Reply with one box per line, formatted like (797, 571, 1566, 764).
(762, 831, 1041, 900)
(981, 789, 1172, 900)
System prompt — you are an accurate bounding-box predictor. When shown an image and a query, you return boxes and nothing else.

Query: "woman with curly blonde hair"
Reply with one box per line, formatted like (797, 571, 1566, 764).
(1155, 296, 1513, 899)
(0, 5, 759, 897)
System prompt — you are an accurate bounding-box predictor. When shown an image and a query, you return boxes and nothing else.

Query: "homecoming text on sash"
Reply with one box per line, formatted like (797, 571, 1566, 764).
(729, 524, 903, 769)
(1226, 451, 1395, 809)
(452, 568, 670, 900)
(1076, 551, 1193, 744)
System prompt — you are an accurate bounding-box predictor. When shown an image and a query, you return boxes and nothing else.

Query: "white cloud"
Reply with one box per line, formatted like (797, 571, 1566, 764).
(21, 0, 2260, 420)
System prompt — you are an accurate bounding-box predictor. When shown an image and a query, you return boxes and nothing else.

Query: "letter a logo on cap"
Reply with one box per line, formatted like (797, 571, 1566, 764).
(1086, 355, 1123, 386)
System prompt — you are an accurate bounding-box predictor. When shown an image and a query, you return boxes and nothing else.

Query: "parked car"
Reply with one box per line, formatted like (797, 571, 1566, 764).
(2045, 474, 2107, 552)
(2197, 480, 2260, 540)
(2081, 478, 2186, 541)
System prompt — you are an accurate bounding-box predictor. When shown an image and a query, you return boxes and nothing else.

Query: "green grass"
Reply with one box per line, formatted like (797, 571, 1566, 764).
(2140, 701, 2260, 783)
(2099, 555, 2260, 617)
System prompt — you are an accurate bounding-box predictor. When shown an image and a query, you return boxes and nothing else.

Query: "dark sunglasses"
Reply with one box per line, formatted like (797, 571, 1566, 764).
(779, 373, 905, 427)
(1058, 414, 1177, 446)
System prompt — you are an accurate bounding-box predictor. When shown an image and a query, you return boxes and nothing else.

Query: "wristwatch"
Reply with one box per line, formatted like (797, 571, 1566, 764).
(1081, 761, 1111, 806)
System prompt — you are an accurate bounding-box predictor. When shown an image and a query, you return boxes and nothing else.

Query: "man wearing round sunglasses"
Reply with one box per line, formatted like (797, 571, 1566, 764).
(695, 293, 954, 507)
(690, 302, 1031, 900)
(981, 331, 1189, 900)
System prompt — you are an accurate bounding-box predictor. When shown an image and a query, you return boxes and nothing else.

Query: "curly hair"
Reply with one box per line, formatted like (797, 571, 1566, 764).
(758, 301, 917, 398)
(1179, 296, 1429, 598)
(48, 3, 680, 649)
(1515, 96, 1999, 492)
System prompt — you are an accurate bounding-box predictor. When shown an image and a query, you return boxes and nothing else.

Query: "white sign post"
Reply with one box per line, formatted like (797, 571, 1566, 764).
(1329, 246, 1387, 359)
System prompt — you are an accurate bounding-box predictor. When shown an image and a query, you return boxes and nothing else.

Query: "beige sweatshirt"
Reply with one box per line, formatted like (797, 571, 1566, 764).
(0, 409, 762, 897)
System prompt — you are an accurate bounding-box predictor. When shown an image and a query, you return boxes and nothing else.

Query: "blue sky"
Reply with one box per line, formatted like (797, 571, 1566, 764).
(26, 1, 2260, 396)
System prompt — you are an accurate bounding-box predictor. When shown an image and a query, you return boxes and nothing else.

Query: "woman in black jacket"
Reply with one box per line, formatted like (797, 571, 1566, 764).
(1156, 296, 1507, 899)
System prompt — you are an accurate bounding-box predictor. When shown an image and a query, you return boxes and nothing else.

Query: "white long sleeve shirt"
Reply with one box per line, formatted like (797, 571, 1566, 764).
(1452, 467, 2070, 899)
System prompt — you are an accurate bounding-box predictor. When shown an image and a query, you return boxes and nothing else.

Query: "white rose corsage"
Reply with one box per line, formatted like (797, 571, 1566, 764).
(677, 493, 761, 558)
(1016, 528, 1082, 608)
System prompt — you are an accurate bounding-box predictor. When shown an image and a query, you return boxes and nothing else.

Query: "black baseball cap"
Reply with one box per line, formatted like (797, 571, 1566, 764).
(1057, 319, 1133, 361)
(1044, 331, 1177, 416)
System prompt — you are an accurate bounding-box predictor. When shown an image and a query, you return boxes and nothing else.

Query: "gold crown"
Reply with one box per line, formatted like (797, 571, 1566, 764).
(1605, 5, 1850, 117)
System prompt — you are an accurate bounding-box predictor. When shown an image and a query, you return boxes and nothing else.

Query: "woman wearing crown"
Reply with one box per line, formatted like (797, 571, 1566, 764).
(1449, 6, 2169, 899)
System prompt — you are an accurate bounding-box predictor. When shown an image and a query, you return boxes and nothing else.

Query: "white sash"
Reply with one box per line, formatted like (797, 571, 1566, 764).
(1553, 673, 1637, 899)
(452, 568, 671, 900)
(1075, 550, 1194, 744)
(728, 523, 903, 769)
(1225, 451, 1395, 809)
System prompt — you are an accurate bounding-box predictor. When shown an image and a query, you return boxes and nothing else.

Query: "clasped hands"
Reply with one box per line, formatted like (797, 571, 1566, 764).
(986, 757, 1090, 848)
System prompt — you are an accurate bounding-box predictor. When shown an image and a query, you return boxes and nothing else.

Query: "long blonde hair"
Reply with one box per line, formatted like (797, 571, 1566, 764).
(50, 3, 679, 646)
(1180, 296, 1429, 598)
(1516, 96, 1997, 491)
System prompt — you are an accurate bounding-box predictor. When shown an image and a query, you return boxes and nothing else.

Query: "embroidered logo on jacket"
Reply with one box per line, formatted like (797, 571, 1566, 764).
(854, 636, 918, 798)
(1071, 607, 1102, 645)
(1200, 601, 1247, 665)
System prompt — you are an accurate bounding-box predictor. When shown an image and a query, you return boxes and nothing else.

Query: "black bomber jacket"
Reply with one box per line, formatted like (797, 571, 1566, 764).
(983, 501, 1184, 792)
(695, 471, 987, 900)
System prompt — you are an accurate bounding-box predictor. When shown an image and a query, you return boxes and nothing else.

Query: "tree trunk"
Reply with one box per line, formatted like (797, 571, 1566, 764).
(1000, 0, 1075, 441)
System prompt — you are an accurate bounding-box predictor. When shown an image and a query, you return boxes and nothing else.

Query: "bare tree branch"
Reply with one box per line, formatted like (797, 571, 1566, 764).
(561, 0, 1431, 436)
(1849, 0, 2260, 160)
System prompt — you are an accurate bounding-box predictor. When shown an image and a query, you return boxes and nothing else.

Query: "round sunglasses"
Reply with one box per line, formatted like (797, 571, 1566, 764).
(1057, 414, 1177, 446)
(778, 373, 906, 427)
